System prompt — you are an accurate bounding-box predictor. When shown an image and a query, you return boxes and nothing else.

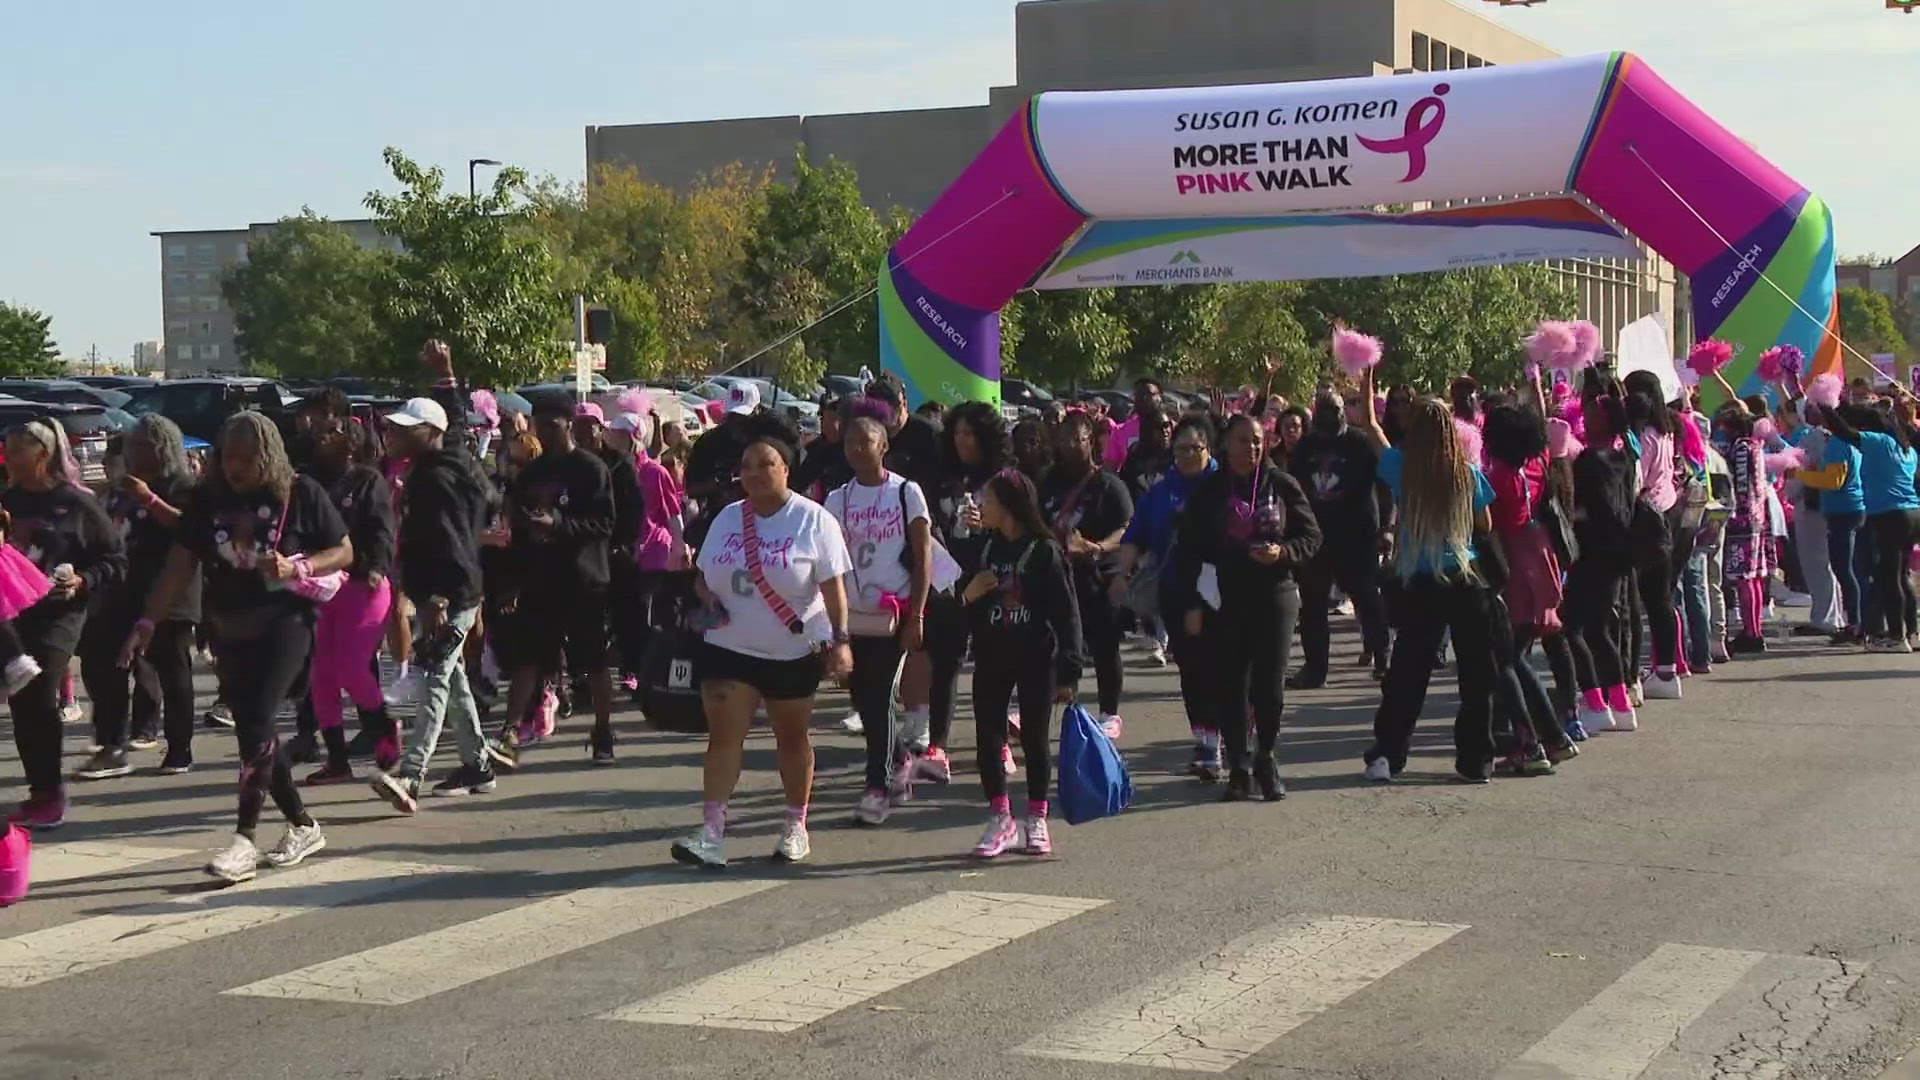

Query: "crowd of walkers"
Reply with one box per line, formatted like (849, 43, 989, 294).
(3, 336, 1917, 903)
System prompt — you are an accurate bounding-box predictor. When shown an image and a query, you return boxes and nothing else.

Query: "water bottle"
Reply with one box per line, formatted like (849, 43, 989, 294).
(953, 491, 976, 540)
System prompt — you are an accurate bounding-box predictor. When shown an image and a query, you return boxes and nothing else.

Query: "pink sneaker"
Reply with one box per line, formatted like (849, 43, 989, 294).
(1022, 815, 1052, 856)
(972, 813, 1019, 858)
(913, 746, 952, 784)
(0, 825, 29, 907)
(1099, 714, 1123, 741)
(889, 753, 916, 804)
(1001, 745, 1019, 778)
(8, 791, 65, 831)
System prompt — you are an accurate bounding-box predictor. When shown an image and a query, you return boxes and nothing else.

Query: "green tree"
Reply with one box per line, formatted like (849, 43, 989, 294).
(364, 147, 564, 388)
(1838, 285, 1907, 356)
(1199, 282, 1315, 401)
(1105, 285, 1218, 381)
(731, 155, 891, 389)
(0, 303, 64, 377)
(220, 212, 389, 378)
(1002, 288, 1133, 391)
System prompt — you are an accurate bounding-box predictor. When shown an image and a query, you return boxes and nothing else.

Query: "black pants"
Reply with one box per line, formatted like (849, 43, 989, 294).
(82, 616, 196, 751)
(1368, 577, 1496, 772)
(971, 649, 1054, 805)
(10, 636, 73, 796)
(1076, 577, 1123, 717)
(1562, 559, 1629, 692)
(1870, 508, 1920, 641)
(1210, 586, 1300, 771)
(1165, 609, 1216, 736)
(216, 616, 314, 837)
(609, 560, 652, 675)
(849, 632, 906, 791)
(1631, 505, 1679, 670)
(924, 592, 968, 752)
(1297, 546, 1387, 679)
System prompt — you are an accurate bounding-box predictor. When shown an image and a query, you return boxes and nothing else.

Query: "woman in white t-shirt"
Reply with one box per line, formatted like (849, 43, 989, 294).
(671, 438, 852, 870)
(825, 417, 932, 828)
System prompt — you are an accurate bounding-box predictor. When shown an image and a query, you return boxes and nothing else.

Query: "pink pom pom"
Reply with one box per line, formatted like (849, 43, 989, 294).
(1546, 417, 1582, 460)
(1527, 321, 1575, 372)
(615, 388, 655, 417)
(1687, 339, 1734, 378)
(1567, 321, 1601, 371)
(1757, 345, 1804, 384)
(1764, 447, 1808, 475)
(1753, 417, 1777, 443)
(1331, 324, 1383, 378)
(1807, 372, 1843, 409)
(469, 388, 499, 429)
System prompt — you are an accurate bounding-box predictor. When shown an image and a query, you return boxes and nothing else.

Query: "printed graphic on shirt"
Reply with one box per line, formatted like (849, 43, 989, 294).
(212, 504, 278, 571)
(1307, 450, 1347, 503)
(7, 513, 61, 569)
(705, 530, 797, 599)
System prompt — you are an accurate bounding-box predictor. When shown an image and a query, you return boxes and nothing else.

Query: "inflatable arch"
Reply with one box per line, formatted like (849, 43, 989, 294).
(878, 53, 1841, 406)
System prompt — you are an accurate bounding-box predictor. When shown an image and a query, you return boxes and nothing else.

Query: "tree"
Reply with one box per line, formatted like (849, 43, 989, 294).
(220, 212, 389, 378)
(364, 147, 564, 388)
(731, 155, 892, 389)
(1199, 282, 1315, 400)
(1838, 285, 1908, 356)
(1002, 288, 1133, 390)
(1105, 286, 1218, 380)
(0, 303, 64, 377)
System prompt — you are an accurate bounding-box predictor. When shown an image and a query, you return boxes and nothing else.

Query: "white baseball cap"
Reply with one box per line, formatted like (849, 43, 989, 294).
(385, 397, 449, 432)
(725, 381, 761, 415)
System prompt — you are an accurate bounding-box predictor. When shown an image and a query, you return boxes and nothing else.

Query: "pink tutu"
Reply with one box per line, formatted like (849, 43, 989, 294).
(0, 545, 52, 622)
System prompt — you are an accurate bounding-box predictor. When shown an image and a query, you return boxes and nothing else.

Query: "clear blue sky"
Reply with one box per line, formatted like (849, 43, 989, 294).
(3, 0, 1913, 361)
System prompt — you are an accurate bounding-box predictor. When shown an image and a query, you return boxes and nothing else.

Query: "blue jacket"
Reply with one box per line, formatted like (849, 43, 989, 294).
(1121, 459, 1216, 567)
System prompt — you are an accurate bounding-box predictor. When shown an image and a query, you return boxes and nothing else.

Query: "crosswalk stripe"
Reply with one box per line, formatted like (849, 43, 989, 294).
(1016, 914, 1467, 1073)
(1493, 943, 1769, 1080)
(0, 857, 463, 989)
(223, 874, 784, 1005)
(32, 841, 197, 885)
(602, 890, 1108, 1033)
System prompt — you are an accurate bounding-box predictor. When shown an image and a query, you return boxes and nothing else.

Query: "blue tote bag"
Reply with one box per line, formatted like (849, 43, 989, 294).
(1057, 702, 1132, 825)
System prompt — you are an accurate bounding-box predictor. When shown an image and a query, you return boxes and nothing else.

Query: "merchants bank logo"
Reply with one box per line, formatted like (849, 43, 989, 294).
(1168, 250, 1203, 265)
(1356, 83, 1449, 183)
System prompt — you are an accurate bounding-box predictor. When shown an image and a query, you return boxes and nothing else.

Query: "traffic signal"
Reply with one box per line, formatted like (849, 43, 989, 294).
(585, 306, 615, 345)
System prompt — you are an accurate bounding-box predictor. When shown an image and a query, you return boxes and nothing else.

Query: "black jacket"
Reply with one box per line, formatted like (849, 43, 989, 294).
(510, 447, 615, 593)
(962, 533, 1086, 685)
(1172, 463, 1322, 614)
(3, 484, 128, 655)
(399, 445, 489, 609)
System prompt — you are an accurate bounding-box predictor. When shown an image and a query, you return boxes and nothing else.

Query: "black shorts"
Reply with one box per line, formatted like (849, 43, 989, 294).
(519, 589, 610, 675)
(697, 641, 823, 701)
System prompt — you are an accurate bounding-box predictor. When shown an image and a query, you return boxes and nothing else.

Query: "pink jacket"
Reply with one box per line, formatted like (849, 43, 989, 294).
(633, 449, 685, 571)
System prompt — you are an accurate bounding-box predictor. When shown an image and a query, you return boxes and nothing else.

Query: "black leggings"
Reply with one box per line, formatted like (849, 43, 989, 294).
(1562, 560, 1629, 692)
(82, 616, 196, 751)
(1165, 609, 1216, 736)
(971, 651, 1054, 805)
(1297, 548, 1388, 678)
(1210, 587, 1300, 770)
(1076, 578, 1123, 717)
(10, 636, 73, 796)
(1631, 504, 1679, 670)
(849, 633, 906, 791)
(924, 593, 968, 753)
(1870, 508, 1920, 641)
(216, 616, 315, 838)
(1370, 577, 1496, 771)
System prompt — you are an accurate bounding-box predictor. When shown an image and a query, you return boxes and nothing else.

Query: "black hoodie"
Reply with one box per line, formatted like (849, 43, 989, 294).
(962, 532, 1086, 685)
(399, 444, 489, 609)
(510, 447, 614, 593)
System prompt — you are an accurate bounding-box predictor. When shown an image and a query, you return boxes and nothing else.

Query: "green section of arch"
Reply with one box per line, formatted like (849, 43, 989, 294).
(877, 260, 999, 405)
(1703, 197, 1825, 405)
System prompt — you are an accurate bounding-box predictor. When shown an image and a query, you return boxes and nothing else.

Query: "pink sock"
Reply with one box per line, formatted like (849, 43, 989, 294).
(1027, 800, 1048, 819)
(1582, 687, 1606, 711)
(702, 800, 726, 835)
(785, 804, 808, 827)
(1607, 684, 1631, 712)
(989, 794, 1011, 816)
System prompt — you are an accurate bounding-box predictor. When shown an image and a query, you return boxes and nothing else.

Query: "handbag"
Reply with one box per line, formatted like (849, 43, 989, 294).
(844, 478, 909, 638)
(639, 578, 708, 734)
(1121, 554, 1162, 620)
(1057, 701, 1132, 825)
(207, 494, 347, 643)
(271, 497, 349, 603)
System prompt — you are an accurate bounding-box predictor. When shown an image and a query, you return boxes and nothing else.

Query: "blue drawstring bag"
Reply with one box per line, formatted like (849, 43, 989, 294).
(1057, 702, 1132, 825)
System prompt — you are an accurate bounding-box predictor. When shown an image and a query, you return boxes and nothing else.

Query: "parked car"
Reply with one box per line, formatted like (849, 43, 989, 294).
(121, 377, 299, 442)
(71, 375, 158, 392)
(1001, 378, 1055, 413)
(0, 397, 116, 484)
(1078, 389, 1134, 421)
(0, 378, 131, 411)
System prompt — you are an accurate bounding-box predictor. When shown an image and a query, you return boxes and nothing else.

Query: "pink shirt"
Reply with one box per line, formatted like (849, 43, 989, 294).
(1103, 414, 1140, 470)
(633, 450, 685, 571)
(1453, 417, 1484, 468)
(1637, 428, 1678, 513)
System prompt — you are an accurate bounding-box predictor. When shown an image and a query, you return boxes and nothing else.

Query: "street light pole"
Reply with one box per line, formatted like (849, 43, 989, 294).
(468, 158, 503, 202)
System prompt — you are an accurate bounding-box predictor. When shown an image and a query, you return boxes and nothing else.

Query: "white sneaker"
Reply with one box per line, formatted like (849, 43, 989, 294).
(670, 825, 726, 870)
(853, 789, 890, 827)
(1099, 714, 1123, 741)
(1644, 673, 1682, 701)
(206, 835, 261, 883)
(771, 820, 811, 863)
(898, 709, 931, 753)
(1148, 643, 1168, 666)
(1628, 680, 1645, 708)
(58, 702, 82, 725)
(1, 655, 41, 697)
(1610, 705, 1639, 732)
(1576, 703, 1616, 735)
(262, 821, 326, 868)
(1363, 757, 1393, 782)
(837, 710, 864, 734)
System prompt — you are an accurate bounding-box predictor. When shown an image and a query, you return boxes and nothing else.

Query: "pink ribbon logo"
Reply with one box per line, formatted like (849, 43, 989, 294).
(1357, 83, 1449, 183)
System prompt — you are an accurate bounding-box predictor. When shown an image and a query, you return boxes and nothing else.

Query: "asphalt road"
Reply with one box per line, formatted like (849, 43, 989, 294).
(4, 618, 1920, 1080)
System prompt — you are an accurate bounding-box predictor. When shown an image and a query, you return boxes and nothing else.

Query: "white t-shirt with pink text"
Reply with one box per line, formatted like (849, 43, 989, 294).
(698, 493, 852, 660)
(825, 473, 929, 614)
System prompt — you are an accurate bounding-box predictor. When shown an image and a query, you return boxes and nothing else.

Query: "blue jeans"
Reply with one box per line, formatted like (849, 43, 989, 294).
(1681, 539, 1714, 668)
(399, 604, 484, 778)
(1825, 511, 1870, 631)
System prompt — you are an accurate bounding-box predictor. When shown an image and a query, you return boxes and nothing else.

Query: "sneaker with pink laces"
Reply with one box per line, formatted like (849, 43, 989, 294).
(8, 791, 65, 831)
(1022, 815, 1052, 856)
(913, 746, 952, 784)
(0, 825, 30, 907)
(972, 813, 1019, 858)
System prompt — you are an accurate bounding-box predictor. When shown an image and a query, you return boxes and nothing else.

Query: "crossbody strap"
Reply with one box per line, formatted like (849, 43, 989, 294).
(740, 502, 804, 634)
